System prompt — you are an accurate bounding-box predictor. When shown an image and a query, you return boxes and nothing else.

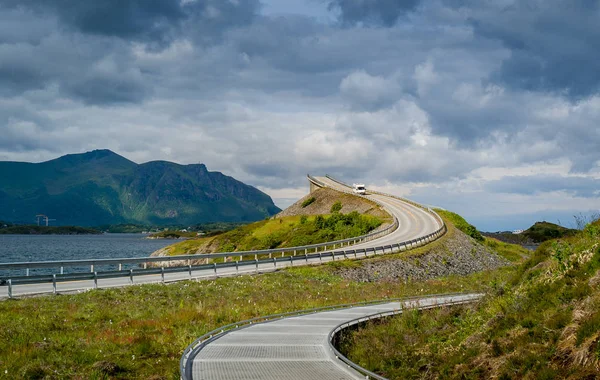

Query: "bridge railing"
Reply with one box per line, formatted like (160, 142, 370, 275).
(2, 225, 444, 298)
(326, 294, 482, 380)
(0, 176, 450, 298)
(0, 219, 396, 271)
(0, 180, 400, 288)
(179, 292, 481, 379)
(323, 174, 446, 234)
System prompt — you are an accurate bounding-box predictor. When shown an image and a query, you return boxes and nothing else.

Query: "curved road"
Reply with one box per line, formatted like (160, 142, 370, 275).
(313, 176, 440, 247)
(184, 294, 481, 379)
(0, 177, 441, 298)
(182, 178, 448, 379)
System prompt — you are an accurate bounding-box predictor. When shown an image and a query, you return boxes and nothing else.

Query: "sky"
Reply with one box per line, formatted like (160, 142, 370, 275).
(1, 0, 599, 231)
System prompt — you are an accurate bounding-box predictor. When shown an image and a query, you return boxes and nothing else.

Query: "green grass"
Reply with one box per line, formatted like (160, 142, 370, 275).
(0, 208, 529, 379)
(162, 211, 385, 256)
(340, 219, 600, 379)
(484, 237, 530, 263)
(435, 209, 484, 241)
(330, 201, 343, 213)
(0, 260, 511, 379)
(301, 197, 316, 208)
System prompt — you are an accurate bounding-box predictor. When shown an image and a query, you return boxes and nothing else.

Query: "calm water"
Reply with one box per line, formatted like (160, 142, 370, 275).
(0, 234, 174, 277)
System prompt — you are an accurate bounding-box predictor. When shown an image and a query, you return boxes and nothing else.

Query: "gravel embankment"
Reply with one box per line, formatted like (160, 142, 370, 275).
(334, 228, 511, 283)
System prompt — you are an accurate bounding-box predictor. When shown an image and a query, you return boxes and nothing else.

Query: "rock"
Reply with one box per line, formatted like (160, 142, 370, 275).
(334, 227, 511, 282)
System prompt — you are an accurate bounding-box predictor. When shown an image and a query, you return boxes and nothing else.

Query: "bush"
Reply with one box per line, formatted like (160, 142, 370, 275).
(330, 201, 343, 213)
(301, 197, 316, 208)
(435, 209, 484, 241)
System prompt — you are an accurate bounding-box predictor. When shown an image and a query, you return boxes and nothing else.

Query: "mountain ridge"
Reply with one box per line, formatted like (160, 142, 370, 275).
(0, 150, 280, 226)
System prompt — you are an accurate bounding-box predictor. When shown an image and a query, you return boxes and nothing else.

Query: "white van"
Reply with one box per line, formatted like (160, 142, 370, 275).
(353, 183, 366, 195)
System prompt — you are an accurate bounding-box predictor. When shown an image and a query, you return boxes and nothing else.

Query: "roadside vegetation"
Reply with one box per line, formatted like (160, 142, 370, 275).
(339, 218, 600, 379)
(156, 211, 384, 256)
(0, 255, 514, 379)
(435, 209, 484, 241)
(301, 196, 316, 208)
(0, 209, 527, 379)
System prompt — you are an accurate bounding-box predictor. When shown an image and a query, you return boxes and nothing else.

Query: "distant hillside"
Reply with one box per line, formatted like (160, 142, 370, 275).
(483, 221, 577, 245)
(0, 150, 280, 226)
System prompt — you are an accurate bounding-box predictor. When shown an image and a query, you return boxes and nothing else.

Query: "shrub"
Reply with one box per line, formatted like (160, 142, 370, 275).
(330, 201, 343, 213)
(301, 197, 316, 208)
(435, 209, 484, 241)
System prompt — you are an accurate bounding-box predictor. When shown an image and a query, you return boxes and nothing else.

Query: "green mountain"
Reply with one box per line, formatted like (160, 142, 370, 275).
(0, 150, 280, 226)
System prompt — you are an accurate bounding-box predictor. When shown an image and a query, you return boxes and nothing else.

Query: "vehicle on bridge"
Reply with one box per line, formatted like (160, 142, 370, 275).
(352, 183, 366, 195)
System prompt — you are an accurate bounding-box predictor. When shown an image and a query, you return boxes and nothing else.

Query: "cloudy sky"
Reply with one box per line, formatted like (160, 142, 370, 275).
(1, 0, 599, 231)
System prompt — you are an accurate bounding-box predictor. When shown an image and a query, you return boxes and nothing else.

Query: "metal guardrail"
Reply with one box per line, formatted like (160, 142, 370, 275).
(179, 292, 481, 379)
(323, 174, 447, 235)
(2, 228, 444, 298)
(327, 295, 482, 380)
(0, 175, 446, 300)
(0, 210, 398, 275)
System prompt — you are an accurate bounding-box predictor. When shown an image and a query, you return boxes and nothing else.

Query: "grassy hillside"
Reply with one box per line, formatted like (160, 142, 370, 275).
(155, 211, 384, 256)
(340, 219, 600, 379)
(435, 209, 484, 241)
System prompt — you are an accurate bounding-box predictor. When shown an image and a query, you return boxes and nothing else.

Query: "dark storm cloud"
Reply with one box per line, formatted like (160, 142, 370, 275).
(63, 70, 149, 105)
(466, 0, 600, 98)
(328, 0, 420, 26)
(0, 0, 261, 104)
(3, 0, 261, 46)
(3, 0, 184, 45)
(183, 0, 261, 46)
(486, 175, 600, 198)
(0, 28, 151, 105)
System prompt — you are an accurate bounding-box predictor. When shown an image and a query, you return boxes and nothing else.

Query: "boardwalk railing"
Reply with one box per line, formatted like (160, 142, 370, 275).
(179, 293, 481, 379)
(327, 295, 481, 380)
